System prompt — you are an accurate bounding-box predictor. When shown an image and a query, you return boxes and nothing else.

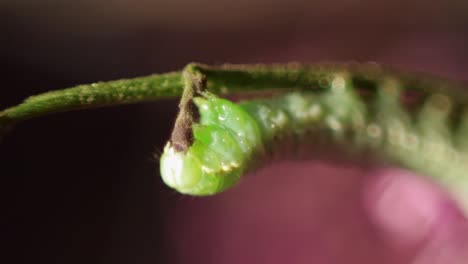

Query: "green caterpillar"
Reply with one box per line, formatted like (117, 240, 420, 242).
(160, 93, 263, 195)
(1, 63, 468, 211)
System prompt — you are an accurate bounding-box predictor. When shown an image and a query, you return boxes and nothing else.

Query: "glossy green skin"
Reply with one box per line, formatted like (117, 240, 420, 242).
(160, 94, 263, 195)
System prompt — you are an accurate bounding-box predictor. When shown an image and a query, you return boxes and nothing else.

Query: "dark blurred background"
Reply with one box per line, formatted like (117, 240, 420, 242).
(2, 1, 468, 264)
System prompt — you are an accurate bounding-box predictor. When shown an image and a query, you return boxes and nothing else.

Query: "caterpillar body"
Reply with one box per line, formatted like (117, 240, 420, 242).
(1, 63, 468, 211)
(160, 75, 468, 212)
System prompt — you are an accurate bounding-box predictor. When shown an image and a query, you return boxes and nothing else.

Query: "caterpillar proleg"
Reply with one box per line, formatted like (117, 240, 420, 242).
(1, 63, 468, 211)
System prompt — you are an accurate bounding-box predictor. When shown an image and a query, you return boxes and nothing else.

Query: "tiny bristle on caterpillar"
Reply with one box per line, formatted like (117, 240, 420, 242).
(160, 73, 468, 212)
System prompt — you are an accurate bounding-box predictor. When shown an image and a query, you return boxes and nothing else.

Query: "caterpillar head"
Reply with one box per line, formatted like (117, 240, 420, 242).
(160, 94, 263, 195)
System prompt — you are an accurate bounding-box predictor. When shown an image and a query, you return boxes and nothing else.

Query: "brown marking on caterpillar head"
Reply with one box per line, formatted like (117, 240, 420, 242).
(170, 104, 194, 152)
(170, 70, 206, 153)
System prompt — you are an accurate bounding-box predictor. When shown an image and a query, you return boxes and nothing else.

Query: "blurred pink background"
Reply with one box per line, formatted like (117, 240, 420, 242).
(2, 1, 468, 263)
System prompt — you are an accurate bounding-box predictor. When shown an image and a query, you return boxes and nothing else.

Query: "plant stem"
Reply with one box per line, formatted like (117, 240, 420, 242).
(1, 71, 183, 122)
(1, 63, 465, 137)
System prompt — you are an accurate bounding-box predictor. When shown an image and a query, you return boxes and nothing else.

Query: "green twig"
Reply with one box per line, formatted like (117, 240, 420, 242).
(1, 62, 465, 137)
